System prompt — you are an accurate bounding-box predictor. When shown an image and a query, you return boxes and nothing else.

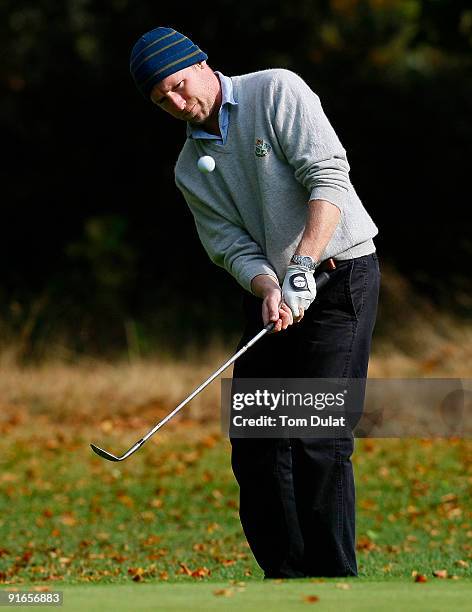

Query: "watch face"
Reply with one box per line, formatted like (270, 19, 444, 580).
(300, 257, 312, 268)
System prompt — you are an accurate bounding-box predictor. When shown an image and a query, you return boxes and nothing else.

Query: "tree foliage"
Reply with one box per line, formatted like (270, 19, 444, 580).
(1, 1, 470, 352)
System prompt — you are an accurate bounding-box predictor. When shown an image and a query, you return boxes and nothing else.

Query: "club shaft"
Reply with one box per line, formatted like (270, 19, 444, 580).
(140, 273, 332, 443)
(141, 323, 274, 443)
(91, 268, 333, 460)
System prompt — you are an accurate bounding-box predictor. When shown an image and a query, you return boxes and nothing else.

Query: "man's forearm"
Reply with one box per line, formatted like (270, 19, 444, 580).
(295, 199, 341, 262)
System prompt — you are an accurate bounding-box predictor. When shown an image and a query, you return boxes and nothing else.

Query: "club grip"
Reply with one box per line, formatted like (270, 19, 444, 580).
(315, 270, 331, 290)
(264, 268, 334, 333)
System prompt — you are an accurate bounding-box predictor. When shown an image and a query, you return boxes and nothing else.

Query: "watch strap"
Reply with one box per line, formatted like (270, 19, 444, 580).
(290, 254, 318, 271)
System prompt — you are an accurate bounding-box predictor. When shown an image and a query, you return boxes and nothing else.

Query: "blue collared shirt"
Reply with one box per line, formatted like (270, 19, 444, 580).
(186, 71, 237, 145)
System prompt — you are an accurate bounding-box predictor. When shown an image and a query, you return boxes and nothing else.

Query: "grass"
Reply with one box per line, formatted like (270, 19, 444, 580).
(1, 580, 467, 611)
(0, 425, 470, 585)
(0, 312, 471, 608)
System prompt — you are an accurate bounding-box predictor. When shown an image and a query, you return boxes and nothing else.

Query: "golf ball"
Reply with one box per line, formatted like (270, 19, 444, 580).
(197, 155, 215, 173)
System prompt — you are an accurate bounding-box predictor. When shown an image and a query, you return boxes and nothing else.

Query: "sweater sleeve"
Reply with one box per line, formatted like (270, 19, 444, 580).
(178, 186, 279, 293)
(270, 70, 350, 211)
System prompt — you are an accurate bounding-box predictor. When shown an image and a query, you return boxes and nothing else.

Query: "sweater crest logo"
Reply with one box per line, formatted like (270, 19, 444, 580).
(255, 138, 271, 158)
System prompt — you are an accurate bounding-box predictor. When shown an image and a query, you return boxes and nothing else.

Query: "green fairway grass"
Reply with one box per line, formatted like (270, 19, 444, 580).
(3, 579, 470, 611)
(0, 421, 470, 600)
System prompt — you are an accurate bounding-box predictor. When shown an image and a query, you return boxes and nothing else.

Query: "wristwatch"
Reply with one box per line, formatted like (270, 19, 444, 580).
(290, 254, 318, 271)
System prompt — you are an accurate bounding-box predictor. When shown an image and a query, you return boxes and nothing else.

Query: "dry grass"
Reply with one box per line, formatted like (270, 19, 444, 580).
(0, 266, 470, 432)
(0, 324, 470, 433)
(370, 263, 472, 377)
(0, 351, 228, 436)
(369, 319, 472, 377)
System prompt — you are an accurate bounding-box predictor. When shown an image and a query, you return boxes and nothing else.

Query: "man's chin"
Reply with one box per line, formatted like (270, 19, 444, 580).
(187, 114, 205, 125)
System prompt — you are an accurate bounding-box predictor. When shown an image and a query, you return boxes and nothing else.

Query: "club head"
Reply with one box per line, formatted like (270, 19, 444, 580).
(90, 443, 121, 462)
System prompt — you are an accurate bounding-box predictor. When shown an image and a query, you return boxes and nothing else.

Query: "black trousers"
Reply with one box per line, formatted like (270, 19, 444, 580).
(230, 253, 381, 578)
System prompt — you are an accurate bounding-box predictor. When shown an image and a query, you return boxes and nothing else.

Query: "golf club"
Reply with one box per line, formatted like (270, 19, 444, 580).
(90, 265, 335, 462)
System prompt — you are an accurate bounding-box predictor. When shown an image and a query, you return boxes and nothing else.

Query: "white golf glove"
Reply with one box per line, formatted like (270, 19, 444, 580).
(282, 265, 317, 318)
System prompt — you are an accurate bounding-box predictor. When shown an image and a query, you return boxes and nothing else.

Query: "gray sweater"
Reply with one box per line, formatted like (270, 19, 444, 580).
(175, 69, 378, 293)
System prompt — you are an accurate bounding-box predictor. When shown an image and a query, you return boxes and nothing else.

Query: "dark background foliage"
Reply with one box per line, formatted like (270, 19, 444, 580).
(1, 1, 470, 354)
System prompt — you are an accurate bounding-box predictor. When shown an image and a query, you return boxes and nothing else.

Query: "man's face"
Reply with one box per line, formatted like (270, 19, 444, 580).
(150, 63, 218, 124)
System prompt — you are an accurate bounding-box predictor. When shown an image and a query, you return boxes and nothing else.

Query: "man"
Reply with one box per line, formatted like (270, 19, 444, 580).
(130, 26, 380, 578)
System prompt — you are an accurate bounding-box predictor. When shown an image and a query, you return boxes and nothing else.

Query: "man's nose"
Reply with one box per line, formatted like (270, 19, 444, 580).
(166, 92, 186, 112)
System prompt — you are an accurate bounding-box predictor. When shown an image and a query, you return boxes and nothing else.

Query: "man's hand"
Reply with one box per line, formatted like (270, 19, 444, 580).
(251, 274, 294, 332)
(281, 265, 317, 322)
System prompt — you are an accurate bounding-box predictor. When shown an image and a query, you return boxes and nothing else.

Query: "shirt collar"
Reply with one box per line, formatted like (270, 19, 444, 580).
(216, 71, 237, 106)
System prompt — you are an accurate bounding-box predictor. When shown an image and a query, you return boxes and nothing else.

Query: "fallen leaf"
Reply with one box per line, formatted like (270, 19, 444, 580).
(433, 569, 448, 579)
(303, 595, 320, 603)
(100, 420, 113, 433)
(362, 440, 376, 452)
(214, 589, 234, 597)
(128, 567, 145, 582)
(142, 535, 160, 546)
(59, 557, 71, 565)
(60, 514, 77, 527)
(455, 560, 469, 568)
(32, 586, 50, 592)
(201, 435, 217, 448)
(440, 493, 458, 503)
(21, 551, 33, 564)
(356, 536, 377, 552)
(336, 582, 351, 590)
(191, 567, 211, 578)
(414, 574, 428, 583)
(360, 500, 378, 510)
(117, 494, 134, 508)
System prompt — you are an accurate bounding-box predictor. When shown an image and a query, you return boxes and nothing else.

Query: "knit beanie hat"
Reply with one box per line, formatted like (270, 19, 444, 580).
(129, 27, 208, 99)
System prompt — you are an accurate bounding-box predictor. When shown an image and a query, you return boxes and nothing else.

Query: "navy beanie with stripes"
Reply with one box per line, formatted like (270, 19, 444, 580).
(130, 27, 208, 99)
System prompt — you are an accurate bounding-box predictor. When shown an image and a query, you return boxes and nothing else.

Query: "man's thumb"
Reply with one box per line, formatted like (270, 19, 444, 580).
(267, 295, 282, 322)
(284, 295, 300, 318)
